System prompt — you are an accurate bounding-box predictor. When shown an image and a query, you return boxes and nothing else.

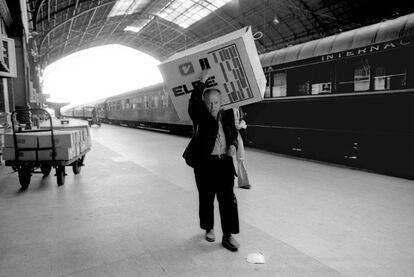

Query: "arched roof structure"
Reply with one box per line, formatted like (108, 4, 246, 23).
(26, 0, 413, 70)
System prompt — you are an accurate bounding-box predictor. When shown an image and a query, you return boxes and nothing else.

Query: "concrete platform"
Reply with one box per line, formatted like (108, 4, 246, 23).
(1, 122, 413, 277)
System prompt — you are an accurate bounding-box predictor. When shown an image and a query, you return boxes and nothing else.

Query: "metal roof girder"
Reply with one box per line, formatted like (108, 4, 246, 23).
(40, 23, 114, 58)
(77, 8, 98, 48)
(62, 0, 80, 53)
(62, 17, 75, 52)
(39, 1, 117, 53)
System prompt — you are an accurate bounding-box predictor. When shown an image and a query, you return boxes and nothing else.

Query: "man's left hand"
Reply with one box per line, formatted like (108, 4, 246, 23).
(227, 145, 236, 156)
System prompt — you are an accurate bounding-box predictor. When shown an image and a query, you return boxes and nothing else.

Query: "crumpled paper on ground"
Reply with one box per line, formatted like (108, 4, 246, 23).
(247, 252, 265, 264)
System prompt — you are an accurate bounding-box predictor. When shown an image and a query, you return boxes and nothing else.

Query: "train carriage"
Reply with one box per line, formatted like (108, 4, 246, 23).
(103, 84, 192, 133)
(243, 13, 414, 179)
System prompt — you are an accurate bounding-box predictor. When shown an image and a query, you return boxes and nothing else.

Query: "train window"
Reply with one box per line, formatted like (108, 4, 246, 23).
(373, 53, 407, 91)
(310, 64, 332, 95)
(312, 82, 331, 94)
(144, 96, 149, 109)
(132, 98, 138, 109)
(162, 93, 169, 107)
(286, 63, 334, 96)
(161, 94, 166, 107)
(136, 97, 142, 109)
(272, 72, 287, 97)
(153, 95, 159, 108)
(337, 58, 370, 93)
(287, 67, 311, 96)
(161, 94, 165, 107)
(264, 73, 271, 98)
(354, 59, 370, 91)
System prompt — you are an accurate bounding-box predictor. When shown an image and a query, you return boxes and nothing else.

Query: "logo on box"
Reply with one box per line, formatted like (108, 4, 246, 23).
(178, 62, 194, 76)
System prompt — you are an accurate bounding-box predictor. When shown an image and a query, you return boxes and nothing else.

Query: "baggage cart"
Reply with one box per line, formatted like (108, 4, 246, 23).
(3, 108, 90, 189)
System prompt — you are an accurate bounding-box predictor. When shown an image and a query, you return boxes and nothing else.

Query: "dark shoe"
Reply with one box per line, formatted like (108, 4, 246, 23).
(222, 235, 239, 251)
(205, 229, 215, 242)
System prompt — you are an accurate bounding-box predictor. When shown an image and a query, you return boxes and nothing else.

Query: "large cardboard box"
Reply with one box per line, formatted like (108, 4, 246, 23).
(41, 125, 90, 142)
(79, 140, 91, 153)
(4, 133, 38, 148)
(38, 147, 76, 161)
(158, 26, 266, 121)
(2, 147, 37, 161)
(74, 142, 80, 157)
(38, 130, 78, 148)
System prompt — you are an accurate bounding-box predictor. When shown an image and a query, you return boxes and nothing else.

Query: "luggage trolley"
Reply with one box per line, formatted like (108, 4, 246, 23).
(4, 108, 89, 189)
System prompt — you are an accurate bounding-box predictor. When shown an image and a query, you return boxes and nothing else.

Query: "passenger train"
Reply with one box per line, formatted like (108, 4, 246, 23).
(62, 13, 414, 179)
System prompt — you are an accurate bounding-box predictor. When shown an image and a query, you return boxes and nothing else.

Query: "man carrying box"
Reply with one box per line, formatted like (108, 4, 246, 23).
(185, 69, 240, 252)
(161, 26, 266, 252)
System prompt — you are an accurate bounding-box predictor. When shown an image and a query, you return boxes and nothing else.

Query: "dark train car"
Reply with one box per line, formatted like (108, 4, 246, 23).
(242, 13, 414, 179)
(102, 83, 192, 134)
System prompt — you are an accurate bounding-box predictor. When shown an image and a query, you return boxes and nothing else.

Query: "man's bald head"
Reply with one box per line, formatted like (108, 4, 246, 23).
(203, 89, 221, 119)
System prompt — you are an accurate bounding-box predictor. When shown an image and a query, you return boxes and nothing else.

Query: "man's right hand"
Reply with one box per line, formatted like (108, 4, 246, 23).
(199, 68, 210, 83)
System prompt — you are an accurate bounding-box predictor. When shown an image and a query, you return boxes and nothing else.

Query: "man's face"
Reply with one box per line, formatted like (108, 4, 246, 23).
(204, 91, 221, 118)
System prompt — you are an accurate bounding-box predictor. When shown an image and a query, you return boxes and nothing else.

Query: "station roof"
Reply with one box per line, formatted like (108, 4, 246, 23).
(27, 0, 413, 69)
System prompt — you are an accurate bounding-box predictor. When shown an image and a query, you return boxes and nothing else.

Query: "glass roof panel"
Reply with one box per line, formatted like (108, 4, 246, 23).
(124, 16, 154, 33)
(124, 25, 142, 32)
(108, 0, 149, 17)
(157, 0, 233, 29)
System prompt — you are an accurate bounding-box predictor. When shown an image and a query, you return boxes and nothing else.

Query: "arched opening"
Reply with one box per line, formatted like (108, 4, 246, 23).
(42, 44, 163, 107)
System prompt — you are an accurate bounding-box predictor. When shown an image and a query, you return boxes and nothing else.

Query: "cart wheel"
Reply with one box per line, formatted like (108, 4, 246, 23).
(18, 167, 31, 190)
(72, 160, 82, 174)
(40, 165, 52, 176)
(56, 166, 66, 186)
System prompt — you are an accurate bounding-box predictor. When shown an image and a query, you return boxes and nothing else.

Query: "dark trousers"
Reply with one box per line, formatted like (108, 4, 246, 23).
(194, 156, 239, 235)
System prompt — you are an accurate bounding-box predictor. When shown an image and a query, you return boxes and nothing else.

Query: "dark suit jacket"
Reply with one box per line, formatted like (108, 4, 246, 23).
(188, 82, 238, 164)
